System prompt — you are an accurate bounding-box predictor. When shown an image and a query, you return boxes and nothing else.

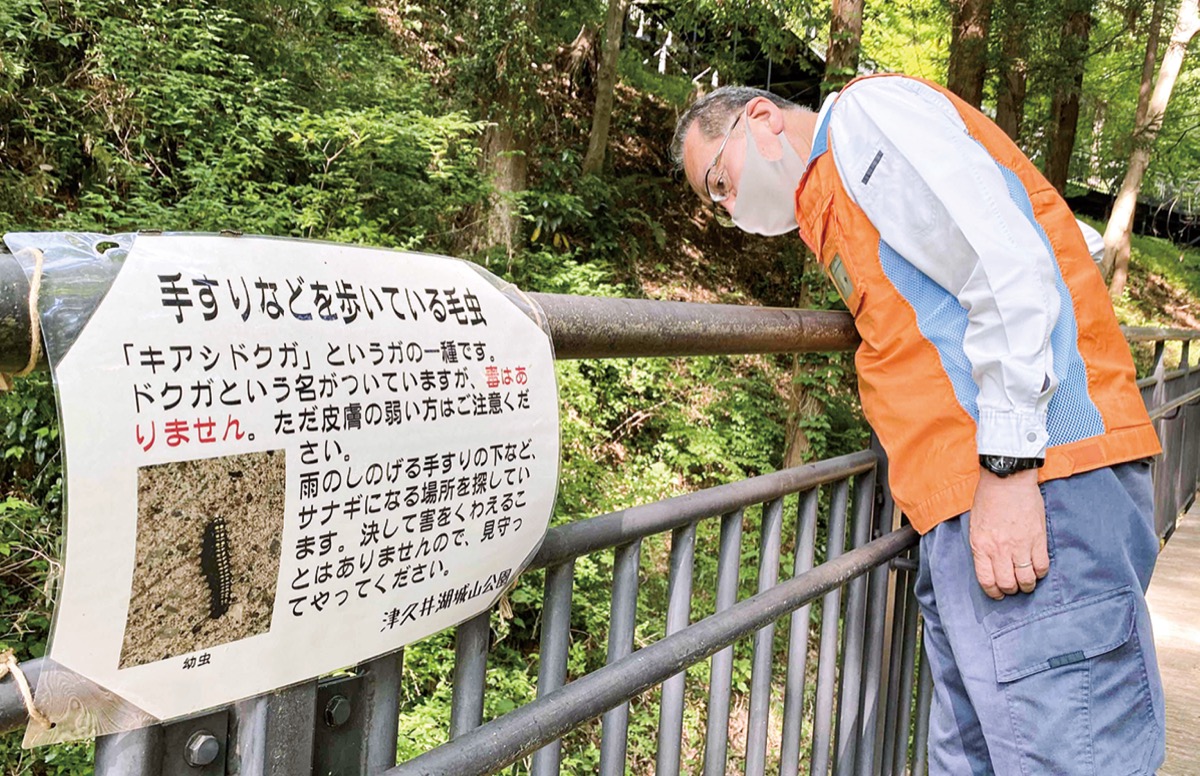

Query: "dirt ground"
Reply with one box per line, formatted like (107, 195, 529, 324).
(119, 449, 285, 668)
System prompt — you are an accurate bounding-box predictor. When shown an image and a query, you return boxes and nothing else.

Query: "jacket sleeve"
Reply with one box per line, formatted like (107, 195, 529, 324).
(828, 77, 1060, 458)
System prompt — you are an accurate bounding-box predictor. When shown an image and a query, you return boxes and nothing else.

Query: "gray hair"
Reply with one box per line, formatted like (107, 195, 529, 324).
(669, 86, 804, 171)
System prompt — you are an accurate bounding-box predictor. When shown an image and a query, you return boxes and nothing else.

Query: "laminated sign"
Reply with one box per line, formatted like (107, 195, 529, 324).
(3, 233, 560, 745)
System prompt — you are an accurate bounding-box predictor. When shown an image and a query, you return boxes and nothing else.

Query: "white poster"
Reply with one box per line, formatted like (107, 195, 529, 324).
(27, 234, 559, 742)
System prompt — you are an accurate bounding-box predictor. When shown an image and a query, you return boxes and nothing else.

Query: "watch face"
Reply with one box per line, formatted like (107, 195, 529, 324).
(982, 455, 1044, 476)
(983, 455, 1018, 474)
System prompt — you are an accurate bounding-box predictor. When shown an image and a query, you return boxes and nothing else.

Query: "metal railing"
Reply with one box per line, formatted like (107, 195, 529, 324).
(2, 254, 1199, 774)
(1127, 326, 1200, 538)
(394, 451, 921, 776)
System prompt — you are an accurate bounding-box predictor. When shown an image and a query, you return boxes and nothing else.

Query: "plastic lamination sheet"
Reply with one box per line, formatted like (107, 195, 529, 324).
(2, 232, 560, 745)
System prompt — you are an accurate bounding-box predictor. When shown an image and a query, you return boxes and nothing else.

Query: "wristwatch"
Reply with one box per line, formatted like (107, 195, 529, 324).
(979, 455, 1044, 478)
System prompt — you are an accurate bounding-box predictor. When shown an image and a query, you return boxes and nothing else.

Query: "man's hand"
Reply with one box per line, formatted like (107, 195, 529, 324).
(969, 468, 1050, 599)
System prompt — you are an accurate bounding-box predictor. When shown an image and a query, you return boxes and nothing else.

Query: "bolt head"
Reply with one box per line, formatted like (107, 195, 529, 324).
(325, 694, 352, 727)
(184, 731, 220, 767)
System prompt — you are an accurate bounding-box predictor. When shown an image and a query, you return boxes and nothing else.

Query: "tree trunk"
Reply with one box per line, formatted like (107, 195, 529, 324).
(1134, 0, 1169, 131)
(473, 121, 529, 259)
(994, 0, 1028, 141)
(581, 0, 629, 176)
(782, 355, 824, 468)
(782, 275, 823, 468)
(1100, 0, 1167, 280)
(462, 0, 540, 260)
(1105, 0, 1200, 299)
(947, 0, 995, 107)
(1088, 98, 1106, 186)
(1044, 1, 1093, 194)
(824, 0, 864, 95)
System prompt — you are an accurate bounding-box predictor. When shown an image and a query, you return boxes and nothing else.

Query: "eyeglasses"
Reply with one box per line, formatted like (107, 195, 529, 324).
(704, 113, 742, 228)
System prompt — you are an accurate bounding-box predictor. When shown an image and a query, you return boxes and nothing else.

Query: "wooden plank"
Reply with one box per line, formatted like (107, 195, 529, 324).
(1147, 502, 1200, 776)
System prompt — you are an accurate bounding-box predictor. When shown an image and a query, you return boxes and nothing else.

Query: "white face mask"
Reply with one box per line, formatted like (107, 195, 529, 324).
(731, 114, 809, 236)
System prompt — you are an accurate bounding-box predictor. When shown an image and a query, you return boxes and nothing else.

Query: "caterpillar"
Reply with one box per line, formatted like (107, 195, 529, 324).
(200, 516, 233, 619)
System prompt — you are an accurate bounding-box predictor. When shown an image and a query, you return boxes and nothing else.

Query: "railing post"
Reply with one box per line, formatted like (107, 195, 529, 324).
(745, 498, 785, 776)
(531, 561, 576, 776)
(449, 612, 491, 739)
(94, 725, 164, 776)
(889, 565, 922, 776)
(599, 538, 642, 776)
(834, 470, 876, 773)
(656, 522, 697, 776)
(359, 650, 404, 774)
(857, 439, 897, 776)
(229, 681, 318, 776)
(1152, 340, 1170, 534)
(810, 479, 851, 775)
(703, 510, 744, 776)
(779, 491, 819, 776)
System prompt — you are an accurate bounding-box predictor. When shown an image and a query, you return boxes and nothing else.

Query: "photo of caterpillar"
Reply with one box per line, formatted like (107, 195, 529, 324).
(119, 450, 285, 669)
(201, 516, 233, 619)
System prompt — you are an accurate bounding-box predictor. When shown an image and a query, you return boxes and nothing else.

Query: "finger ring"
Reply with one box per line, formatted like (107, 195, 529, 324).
(1014, 561, 1033, 569)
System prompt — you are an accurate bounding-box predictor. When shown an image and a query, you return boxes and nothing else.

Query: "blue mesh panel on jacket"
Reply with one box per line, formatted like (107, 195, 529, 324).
(992, 162, 1106, 445)
(873, 160, 1106, 448)
(877, 240, 979, 420)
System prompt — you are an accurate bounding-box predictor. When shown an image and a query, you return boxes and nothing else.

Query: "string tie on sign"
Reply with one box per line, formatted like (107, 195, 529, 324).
(0, 247, 45, 392)
(0, 649, 52, 728)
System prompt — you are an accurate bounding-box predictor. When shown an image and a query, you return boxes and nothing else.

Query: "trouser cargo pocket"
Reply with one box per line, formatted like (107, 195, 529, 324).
(990, 586, 1158, 775)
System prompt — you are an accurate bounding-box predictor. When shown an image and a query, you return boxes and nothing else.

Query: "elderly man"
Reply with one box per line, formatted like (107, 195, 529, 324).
(672, 75, 1164, 775)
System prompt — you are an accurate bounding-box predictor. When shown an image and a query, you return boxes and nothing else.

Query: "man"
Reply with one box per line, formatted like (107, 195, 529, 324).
(672, 76, 1165, 774)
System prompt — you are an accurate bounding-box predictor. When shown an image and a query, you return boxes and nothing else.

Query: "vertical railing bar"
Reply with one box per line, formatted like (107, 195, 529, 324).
(865, 437, 898, 776)
(779, 489, 820, 776)
(1153, 340, 1169, 531)
(599, 538, 642, 776)
(810, 478, 850, 776)
(94, 725, 163, 776)
(1178, 339, 1194, 515)
(449, 611, 490, 739)
(834, 470, 875, 774)
(231, 679, 318, 776)
(530, 560, 577, 776)
(360, 649, 404, 774)
(703, 509, 745, 776)
(910, 636, 934, 776)
(656, 522, 698, 776)
(856, 469, 894, 776)
(889, 571, 922, 776)
(746, 497, 785, 776)
(878, 559, 910, 776)
(1170, 360, 1187, 519)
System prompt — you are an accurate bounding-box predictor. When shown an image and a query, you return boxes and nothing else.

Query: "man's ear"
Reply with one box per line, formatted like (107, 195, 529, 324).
(744, 96, 785, 134)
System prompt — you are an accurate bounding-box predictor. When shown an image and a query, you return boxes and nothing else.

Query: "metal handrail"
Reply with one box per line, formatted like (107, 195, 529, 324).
(531, 293, 859, 359)
(1122, 325, 1200, 343)
(0, 252, 861, 372)
(387, 527, 919, 776)
(529, 451, 876, 570)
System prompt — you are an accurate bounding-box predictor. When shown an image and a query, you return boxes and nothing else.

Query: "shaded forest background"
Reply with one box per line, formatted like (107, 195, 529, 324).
(2, 0, 1200, 772)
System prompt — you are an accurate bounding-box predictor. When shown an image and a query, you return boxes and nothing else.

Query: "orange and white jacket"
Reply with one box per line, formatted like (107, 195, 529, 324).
(795, 75, 1160, 533)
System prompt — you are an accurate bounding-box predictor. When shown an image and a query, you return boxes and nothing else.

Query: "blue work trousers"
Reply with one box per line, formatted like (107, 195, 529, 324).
(915, 461, 1165, 775)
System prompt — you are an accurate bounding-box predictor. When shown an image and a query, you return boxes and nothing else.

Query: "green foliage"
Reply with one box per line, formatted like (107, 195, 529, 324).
(1071, 2, 1200, 193)
(6, 0, 1200, 773)
(0, 0, 487, 247)
(616, 48, 696, 107)
(860, 0, 949, 81)
(0, 376, 85, 774)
